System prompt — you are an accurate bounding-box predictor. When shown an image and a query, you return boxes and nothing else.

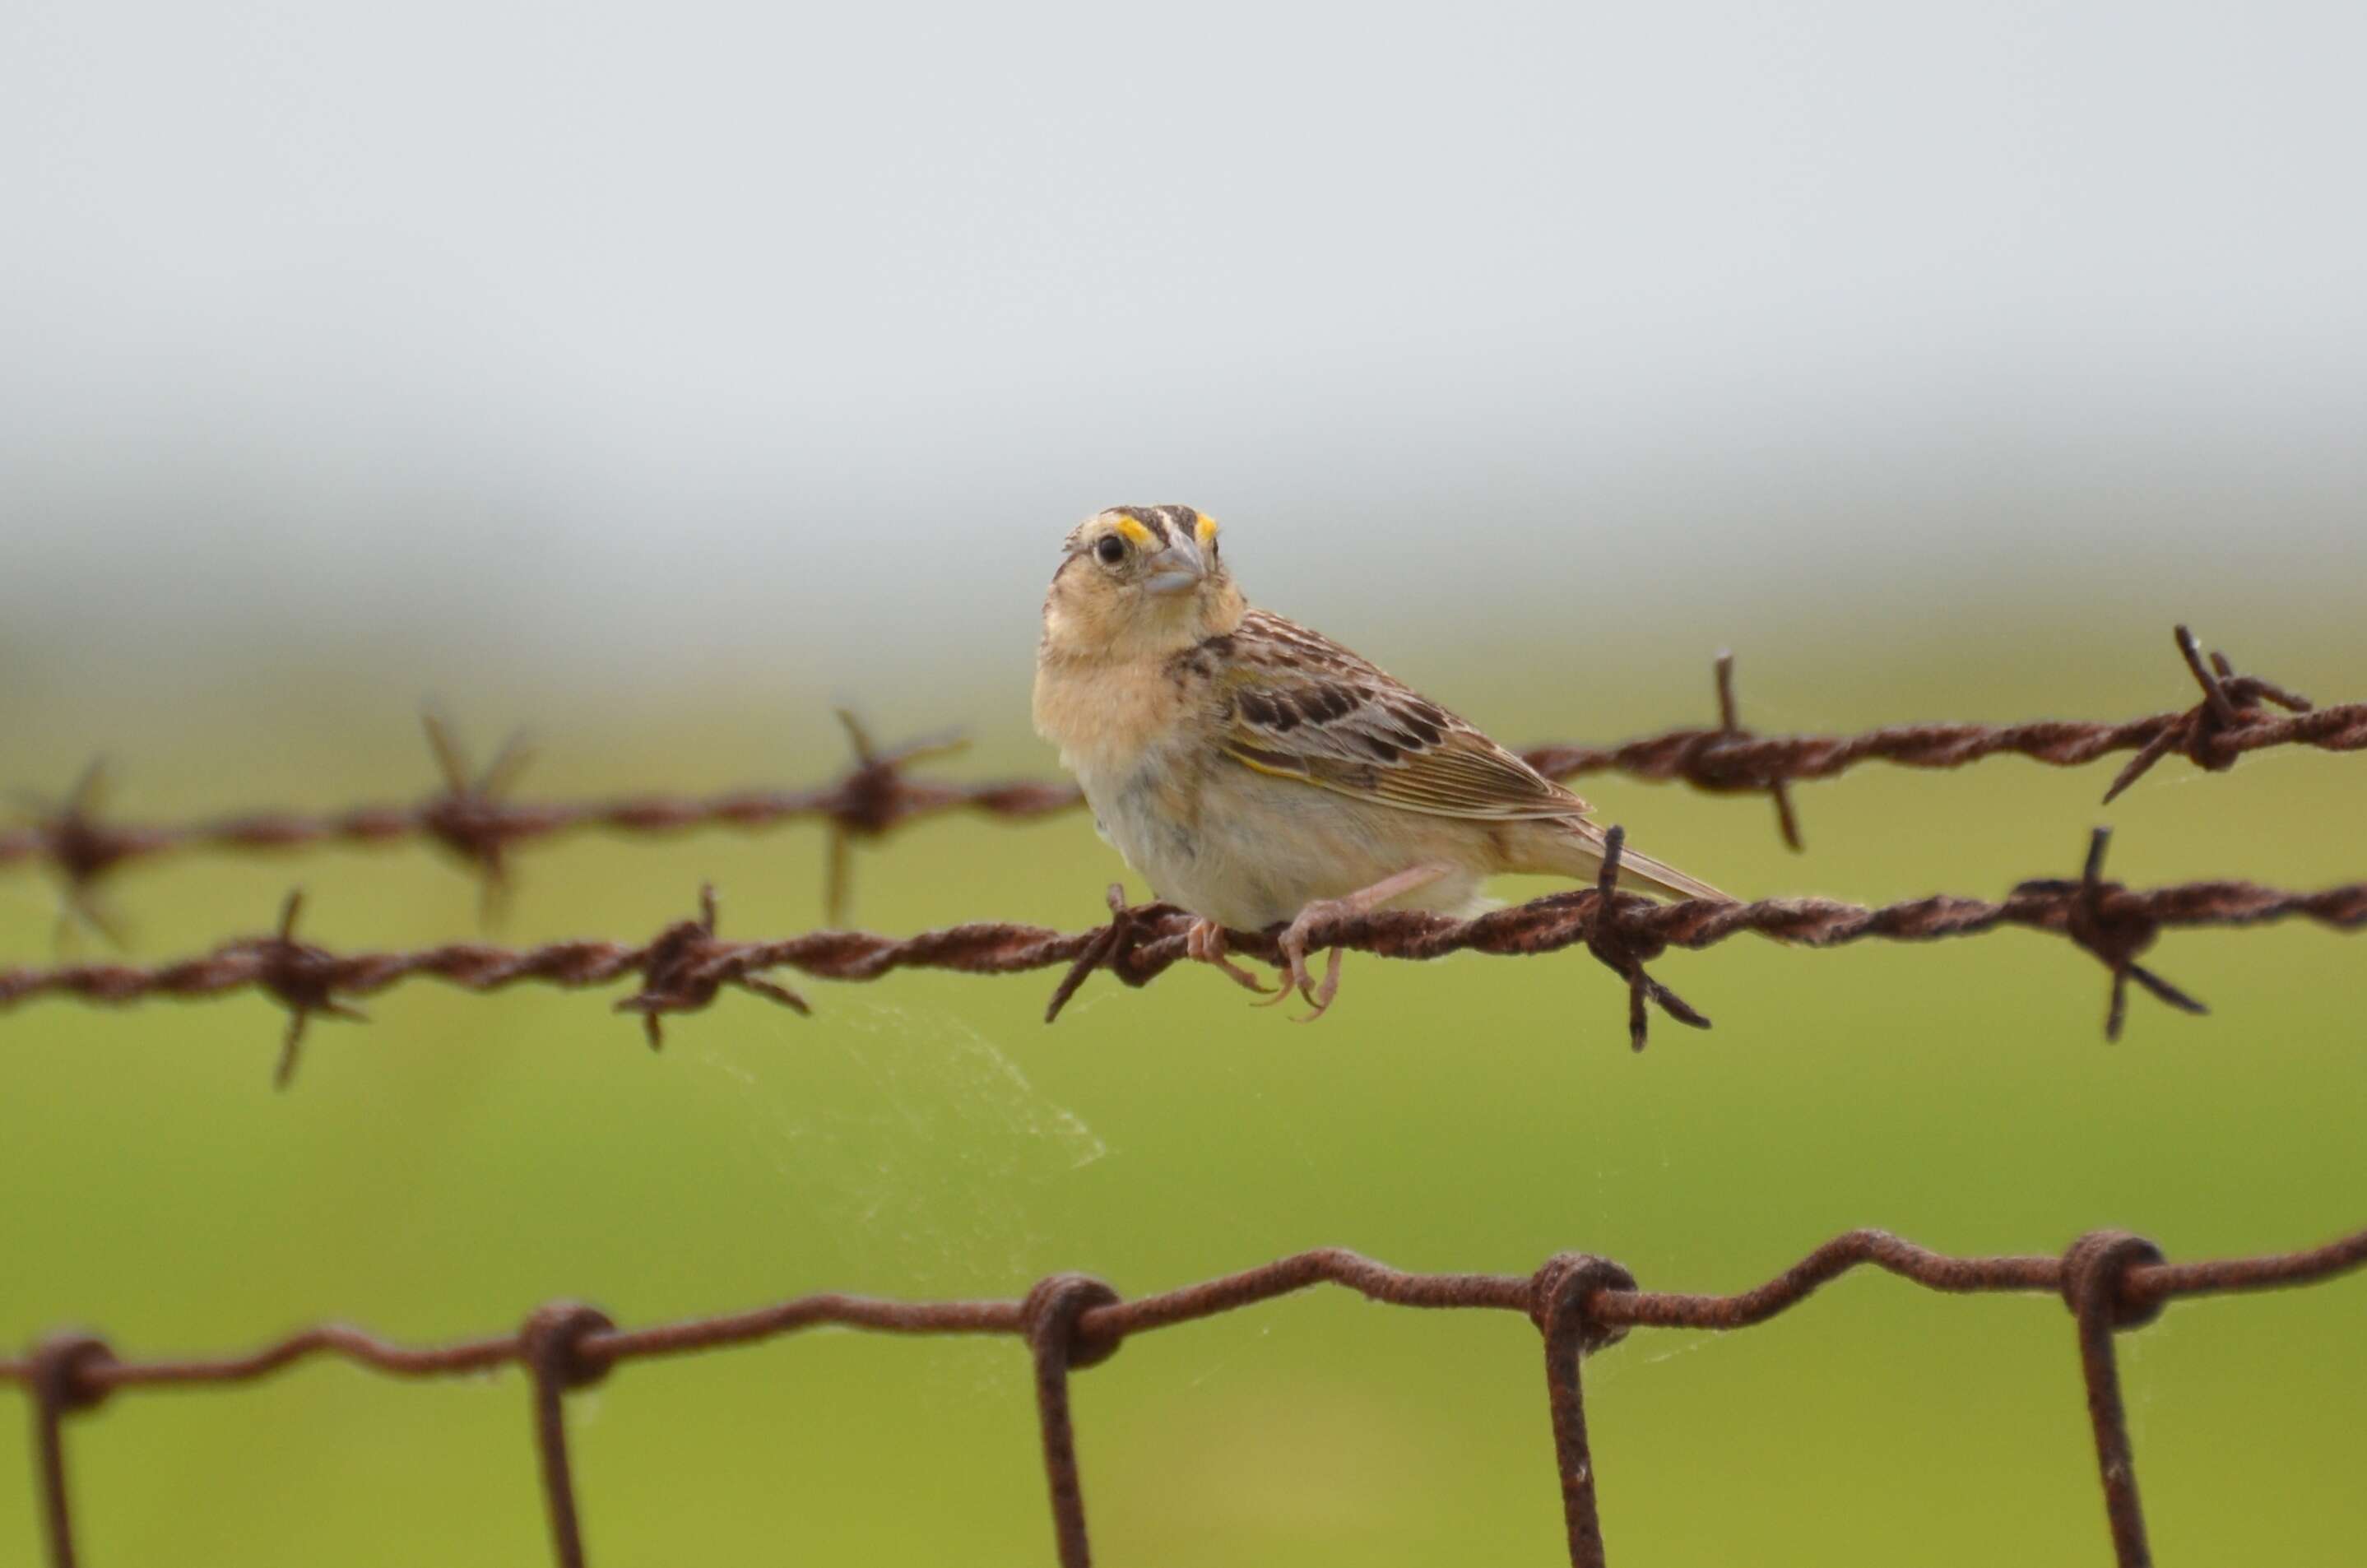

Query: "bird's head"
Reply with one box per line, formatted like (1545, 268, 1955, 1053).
(1041, 506, 1246, 660)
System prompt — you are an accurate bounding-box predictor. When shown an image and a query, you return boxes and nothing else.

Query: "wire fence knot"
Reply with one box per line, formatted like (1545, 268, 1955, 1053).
(522, 1302, 619, 1393)
(1023, 1273, 1125, 1371)
(615, 885, 810, 1049)
(26, 1332, 116, 1568)
(26, 1334, 115, 1419)
(521, 1302, 615, 1568)
(1529, 1253, 1639, 1355)
(2061, 1231, 2168, 1334)
(1533, 1253, 1636, 1567)
(1023, 1273, 1121, 1567)
(2061, 1232, 2165, 1563)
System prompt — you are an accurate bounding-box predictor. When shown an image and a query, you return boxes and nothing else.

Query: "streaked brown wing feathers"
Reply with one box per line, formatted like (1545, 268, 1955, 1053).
(1209, 611, 1592, 821)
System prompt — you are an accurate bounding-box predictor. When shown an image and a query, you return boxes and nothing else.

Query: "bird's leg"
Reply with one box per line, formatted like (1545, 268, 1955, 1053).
(1258, 862, 1455, 1022)
(1187, 917, 1273, 995)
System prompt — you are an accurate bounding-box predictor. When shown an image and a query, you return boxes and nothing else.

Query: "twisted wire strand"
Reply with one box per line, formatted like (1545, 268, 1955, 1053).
(2, 871, 2359, 1018)
(5, 630, 2358, 912)
(1519, 700, 2364, 785)
(0, 775, 1090, 870)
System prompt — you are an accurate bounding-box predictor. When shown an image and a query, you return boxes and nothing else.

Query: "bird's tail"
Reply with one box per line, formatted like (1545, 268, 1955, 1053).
(1610, 841, 1732, 903)
(1538, 817, 1733, 904)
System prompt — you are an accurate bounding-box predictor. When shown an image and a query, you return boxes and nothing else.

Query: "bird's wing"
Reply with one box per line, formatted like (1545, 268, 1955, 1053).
(1204, 610, 1593, 821)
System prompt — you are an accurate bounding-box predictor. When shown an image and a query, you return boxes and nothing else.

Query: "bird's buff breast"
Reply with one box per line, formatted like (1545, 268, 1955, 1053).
(1074, 752, 1486, 932)
(1033, 652, 1483, 929)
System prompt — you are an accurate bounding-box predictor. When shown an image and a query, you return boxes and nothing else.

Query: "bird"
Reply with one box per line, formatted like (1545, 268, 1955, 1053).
(1032, 505, 1730, 1018)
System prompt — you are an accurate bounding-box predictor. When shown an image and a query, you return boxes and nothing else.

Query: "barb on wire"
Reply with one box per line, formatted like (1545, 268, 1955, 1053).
(1583, 827, 1713, 1051)
(1043, 884, 1178, 1023)
(7, 1223, 2363, 1568)
(819, 710, 972, 924)
(420, 711, 536, 921)
(613, 884, 809, 1049)
(4, 627, 2360, 928)
(3, 833, 2364, 1077)
(213, 889, 369, 1089)
(1696, 652, 1803, 848)
(8, 759, 137, 948)
(2100, 626, 2318, 804)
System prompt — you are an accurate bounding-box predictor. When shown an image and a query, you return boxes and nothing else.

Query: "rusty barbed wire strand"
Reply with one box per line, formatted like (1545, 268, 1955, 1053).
(4, 628, 2359, 924)
(1520, 625, 2355, 820)
(2, 829, 2362, 1074)
(7, 1222, 2363, 1568)
(0, 710, 1087, 928)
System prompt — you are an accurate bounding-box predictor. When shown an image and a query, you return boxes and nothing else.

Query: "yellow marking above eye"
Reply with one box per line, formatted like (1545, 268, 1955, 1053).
(1195, 513, 1219, 545)
(1115, 517, 1157, 549)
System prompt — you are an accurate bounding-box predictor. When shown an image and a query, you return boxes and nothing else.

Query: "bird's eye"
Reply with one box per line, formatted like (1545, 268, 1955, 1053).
(1095, 535, 1127, 564)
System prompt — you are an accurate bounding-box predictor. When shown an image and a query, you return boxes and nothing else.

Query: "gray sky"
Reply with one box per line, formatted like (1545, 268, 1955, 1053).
(4, 0, 2363, 704)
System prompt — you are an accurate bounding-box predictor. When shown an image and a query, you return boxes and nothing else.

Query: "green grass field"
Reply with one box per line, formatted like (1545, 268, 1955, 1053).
(4, 614, 2362, 1566)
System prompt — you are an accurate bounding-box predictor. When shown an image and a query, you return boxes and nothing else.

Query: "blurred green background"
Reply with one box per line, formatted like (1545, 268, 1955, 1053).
(3, 610, 2362, 1565)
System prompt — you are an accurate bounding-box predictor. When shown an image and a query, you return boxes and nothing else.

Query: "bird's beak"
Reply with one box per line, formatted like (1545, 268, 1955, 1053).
(1141, 540, 1206, 596)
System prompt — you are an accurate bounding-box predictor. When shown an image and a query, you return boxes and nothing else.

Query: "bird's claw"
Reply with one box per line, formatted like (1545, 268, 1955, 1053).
(1254, 905, 1346, 1021)
(1292, 948, 1346, 1022)
(1187, 918, 1273, 995)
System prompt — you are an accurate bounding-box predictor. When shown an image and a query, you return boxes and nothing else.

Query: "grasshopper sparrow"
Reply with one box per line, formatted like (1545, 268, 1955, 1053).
(1033, 506, 1729, 1018)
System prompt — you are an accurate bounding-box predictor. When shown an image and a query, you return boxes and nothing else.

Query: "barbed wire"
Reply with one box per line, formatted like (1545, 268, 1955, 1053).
(9, 630, 2365, 1567)
(2, 828, 2361, 1083)
(4, 627, 2359, 931)
(0, 709, 1084, 936)
(7, 1219, 2360, 1568)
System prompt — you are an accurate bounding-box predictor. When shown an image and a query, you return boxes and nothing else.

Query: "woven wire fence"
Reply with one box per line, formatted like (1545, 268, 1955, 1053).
(6, 621, 2365, 1566)
(8, 1224, 2366, 1568)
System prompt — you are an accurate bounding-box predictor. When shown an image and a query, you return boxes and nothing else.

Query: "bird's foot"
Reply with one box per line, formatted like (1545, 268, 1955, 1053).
(1188, 917, 1273, 995)
(1252, 863, 1458, 1023)
(1251, 902, 1348, 1020)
